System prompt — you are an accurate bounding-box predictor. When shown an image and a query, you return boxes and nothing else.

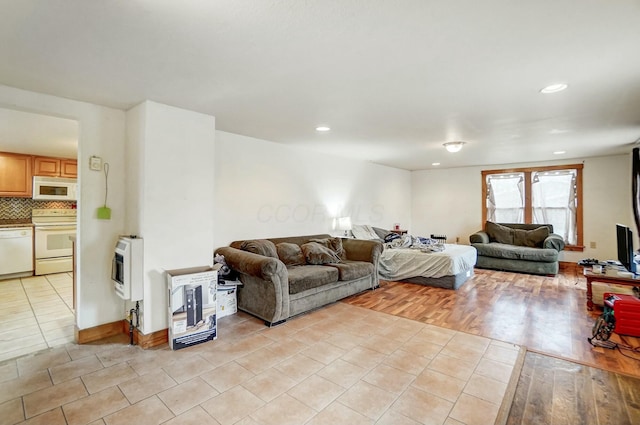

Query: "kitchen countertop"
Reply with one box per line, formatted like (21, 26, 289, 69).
(0, 219, 34, 229)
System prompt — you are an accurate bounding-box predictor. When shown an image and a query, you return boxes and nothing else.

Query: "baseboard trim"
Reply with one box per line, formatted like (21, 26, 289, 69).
(75, 320, 169, 348)
(75, 320, 122, 344)
(121, 320, 168, 349)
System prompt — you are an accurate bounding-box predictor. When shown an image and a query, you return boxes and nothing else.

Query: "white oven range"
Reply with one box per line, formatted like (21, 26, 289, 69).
(32, 209, 77, 275)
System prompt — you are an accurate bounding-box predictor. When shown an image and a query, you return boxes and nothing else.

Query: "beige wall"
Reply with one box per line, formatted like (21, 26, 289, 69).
(411, 154, 633, 263)
(213, 131, 412, 246)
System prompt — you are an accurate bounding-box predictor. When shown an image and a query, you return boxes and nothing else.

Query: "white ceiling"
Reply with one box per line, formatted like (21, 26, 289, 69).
(0, 0, 639, 170)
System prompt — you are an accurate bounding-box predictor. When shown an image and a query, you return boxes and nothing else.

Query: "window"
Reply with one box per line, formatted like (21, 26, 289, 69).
(482, 164, 583, 251)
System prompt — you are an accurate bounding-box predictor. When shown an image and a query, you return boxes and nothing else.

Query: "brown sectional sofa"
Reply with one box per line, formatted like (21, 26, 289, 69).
(215, 234, 382, 326)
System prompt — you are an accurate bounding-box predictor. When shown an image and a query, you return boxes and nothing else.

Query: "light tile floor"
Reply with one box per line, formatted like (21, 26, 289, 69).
(0, 273, 75, 362)
(0, 303, 521, 425)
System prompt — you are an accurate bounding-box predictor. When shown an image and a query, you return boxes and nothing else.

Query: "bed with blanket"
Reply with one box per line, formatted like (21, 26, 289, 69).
(351, 225, 477, 289)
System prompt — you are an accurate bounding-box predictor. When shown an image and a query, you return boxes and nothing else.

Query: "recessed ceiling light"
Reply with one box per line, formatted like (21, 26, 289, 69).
(432, 162, 440, 166)
(443, 141, 465, 153)
(315, 126, 330, 132)
(540, 83, 568, 94)
(553, 150, 566, 155)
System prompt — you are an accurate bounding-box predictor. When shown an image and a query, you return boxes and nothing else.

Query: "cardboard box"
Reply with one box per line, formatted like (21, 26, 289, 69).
(166, 266, 217, 350)
(217, 286, 237, 318)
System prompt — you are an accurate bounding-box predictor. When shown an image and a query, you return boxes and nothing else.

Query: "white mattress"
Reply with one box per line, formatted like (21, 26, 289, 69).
(379, 244, 477, 281)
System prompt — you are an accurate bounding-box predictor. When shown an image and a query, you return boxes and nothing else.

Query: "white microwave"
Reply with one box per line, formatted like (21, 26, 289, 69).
(32, 176, 77, 201)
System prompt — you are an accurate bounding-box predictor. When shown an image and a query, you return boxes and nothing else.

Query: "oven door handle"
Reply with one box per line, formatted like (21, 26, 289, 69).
(35, 226, 77, 232)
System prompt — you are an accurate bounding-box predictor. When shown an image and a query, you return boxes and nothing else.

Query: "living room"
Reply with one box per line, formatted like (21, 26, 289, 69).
(1, 1, 639, 424)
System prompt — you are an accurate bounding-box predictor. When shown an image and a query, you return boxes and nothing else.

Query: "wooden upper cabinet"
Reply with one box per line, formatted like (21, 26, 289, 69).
(60, 159, 77, 178)
(0, 152, 33, 197)
(33, 156, 60, 176)
(33, 156, 77, 178)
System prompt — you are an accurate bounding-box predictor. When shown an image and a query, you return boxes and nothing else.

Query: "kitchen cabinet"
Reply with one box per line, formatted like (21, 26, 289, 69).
(0, 152, 33, 197)
(33, 156, 77, 178)
(60, 159, 77, 178)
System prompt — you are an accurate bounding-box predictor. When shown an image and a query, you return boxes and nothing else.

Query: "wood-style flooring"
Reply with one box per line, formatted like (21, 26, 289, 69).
(507, 351, 640, 425)
(343, 265, 640, 378)
(344, 265, 640, 424)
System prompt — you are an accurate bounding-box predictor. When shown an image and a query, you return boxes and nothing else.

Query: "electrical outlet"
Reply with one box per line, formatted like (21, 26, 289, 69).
(590, 241, 596, 249)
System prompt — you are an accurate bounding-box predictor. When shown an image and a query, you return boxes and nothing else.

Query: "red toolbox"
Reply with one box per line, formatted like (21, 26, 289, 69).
(604, 293, 640, 337)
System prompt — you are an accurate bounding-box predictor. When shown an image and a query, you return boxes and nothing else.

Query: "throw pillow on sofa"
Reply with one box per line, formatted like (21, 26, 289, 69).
(309, 237, 347, 260)
(276, 242, 306, 266)
(485, 221, 514, 244)
(513, 226, 549, 248)
(301, 242, 341, 265)
(240, 239, 278, 258)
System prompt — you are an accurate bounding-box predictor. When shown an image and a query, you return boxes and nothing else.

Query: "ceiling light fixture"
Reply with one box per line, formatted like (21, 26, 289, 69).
(432, 162, 440, 166)
(540, 83, 568, 94)
(553, 151, 566, 155)
(443, 141, 465, 153)
(315, 126, 330, 132)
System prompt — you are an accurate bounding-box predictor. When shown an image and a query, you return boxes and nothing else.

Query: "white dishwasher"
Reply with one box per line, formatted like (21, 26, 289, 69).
(0, 227, 33, 277)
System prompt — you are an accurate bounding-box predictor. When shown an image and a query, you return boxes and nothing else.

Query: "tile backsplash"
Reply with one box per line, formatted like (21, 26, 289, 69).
(0, 198, 76, 219)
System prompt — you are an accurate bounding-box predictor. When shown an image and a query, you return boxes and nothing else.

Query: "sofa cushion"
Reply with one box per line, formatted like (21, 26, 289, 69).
(473, 243, 559, 262)
(512, 226, 549, 248)
(287, 265, 339, 294)
(240, 239, 278, 258)
(276, 242, 306, 266)
(309, 237, 347, 260)
(327, 260, 375, 281)
(301, 242, 341, 265)
(485, 221, 514, 244)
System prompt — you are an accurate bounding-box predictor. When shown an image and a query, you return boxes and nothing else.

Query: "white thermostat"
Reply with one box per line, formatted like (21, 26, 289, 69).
(89, 156, 102, 171)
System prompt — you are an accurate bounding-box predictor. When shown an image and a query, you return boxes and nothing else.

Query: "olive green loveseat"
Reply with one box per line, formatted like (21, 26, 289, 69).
(469, 222, 565, 275)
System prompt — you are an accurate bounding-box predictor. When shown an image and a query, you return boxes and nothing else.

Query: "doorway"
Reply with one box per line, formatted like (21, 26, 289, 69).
(0, 107, 79, 361)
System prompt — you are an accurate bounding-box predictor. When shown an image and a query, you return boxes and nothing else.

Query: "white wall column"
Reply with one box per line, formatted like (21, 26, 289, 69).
(126, 101, 216, 334)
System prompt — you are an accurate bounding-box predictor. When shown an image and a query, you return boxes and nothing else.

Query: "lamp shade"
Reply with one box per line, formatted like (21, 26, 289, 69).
(336, 216, 352, 231)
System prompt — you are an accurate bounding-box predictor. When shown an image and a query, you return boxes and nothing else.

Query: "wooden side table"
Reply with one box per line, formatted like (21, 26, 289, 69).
(583, 269, 640, 310)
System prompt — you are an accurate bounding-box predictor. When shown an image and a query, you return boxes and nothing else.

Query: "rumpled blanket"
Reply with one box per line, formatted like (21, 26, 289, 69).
(384, 234, 445, 253)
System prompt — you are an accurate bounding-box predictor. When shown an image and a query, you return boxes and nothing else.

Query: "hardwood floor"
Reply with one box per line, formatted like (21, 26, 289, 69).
(343, 264, 640, 378)
(507, 351, 640, 425)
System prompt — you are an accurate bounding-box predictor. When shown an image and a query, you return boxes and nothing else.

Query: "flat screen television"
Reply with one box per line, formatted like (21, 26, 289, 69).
(616, 224, 636, 274)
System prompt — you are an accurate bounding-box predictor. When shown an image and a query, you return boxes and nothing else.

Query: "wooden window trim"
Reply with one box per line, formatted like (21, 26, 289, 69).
(481, 164, 584, 251)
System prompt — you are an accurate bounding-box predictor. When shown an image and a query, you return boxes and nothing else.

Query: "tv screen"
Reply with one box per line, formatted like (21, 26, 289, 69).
(616, 224, 636, 274)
